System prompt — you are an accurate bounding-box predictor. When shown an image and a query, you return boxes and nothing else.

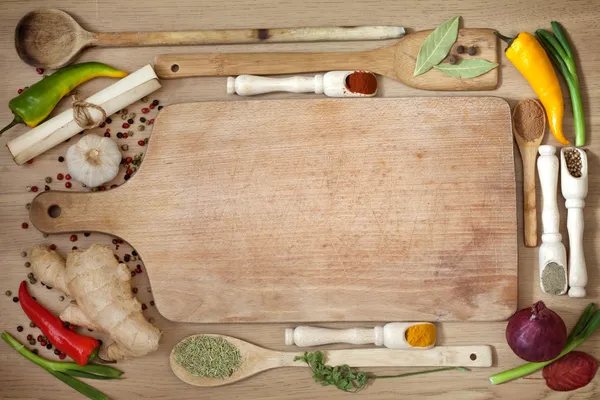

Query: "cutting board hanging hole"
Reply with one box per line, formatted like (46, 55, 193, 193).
(470, 353, 477, 360)
(171, 64, 179, 73)
(48, 205, 61, 218)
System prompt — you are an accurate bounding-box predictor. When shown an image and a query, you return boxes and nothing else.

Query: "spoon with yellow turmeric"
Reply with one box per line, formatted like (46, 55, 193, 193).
(285, 322, 437, 349)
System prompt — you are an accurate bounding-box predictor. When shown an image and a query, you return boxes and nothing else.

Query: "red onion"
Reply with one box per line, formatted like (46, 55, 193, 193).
(506, 301, 567, 362)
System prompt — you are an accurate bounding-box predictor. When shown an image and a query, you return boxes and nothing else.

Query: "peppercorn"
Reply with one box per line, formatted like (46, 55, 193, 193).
(456, 45, 465, 54)
(131, 270, 136, 277)
(121, 114, 128, 121)
(31, 186, 38, 192)
(65, 182, 72, 189)
(467, 46, 477, 56)
(71, 246, 77, 250)
(132, 287, 138, 294)
(144, 138, 149, 144)
(116, 132, 123, 139)
(138, 140, 145, 146)
(149, 104, 155, 109)
(5, 290, 12, 296)
(84, 232, 90, 237)
(132, 250, 138, 256)
(56, 173, 64, 180)
(27, 273, 34, 279)
(29, 322, 36, 328)
(70, 234, 77, 242)
(29, 339, 36, 345)
(59, 353, 66, 360)
(25, 203, 31, 210)
(142, 108, 150, 114)
(105, 117, 112, 124)
(25, 262, 31, 268)
(148, 317, 155, 323)
(124, 174, 131, 181)
(104, 132, 111, 138)
(126, 168, 133, 175)
(18, 88, 24, 94)
(13, 297, 19, 303)
(122, 123, 130, 129)
(46, 343, 52, 350)
(150, 301, 155, 306)
(22, 222, 28, 229)
(448, 55, 457, 64)
(141, 303, 147, 310)
(44, 185, 50, 191)
(147, 287, 152, 293)
(112, 239, 118, 245)
(54, 349, 61, 355)
(36, 68, 44, 75)
(128, 113, 136, 119)
(17, 325, 23, 332)
(32, 349, 39, 355)
(139, 117, 146, 123)
(158, 106, 163, 110)
(49, 244, 57, 250)
(127, 131, 134, 137)
(120, 108, 128, 115)
(127, 118, 134, 125)
(135, 265, 142, 273)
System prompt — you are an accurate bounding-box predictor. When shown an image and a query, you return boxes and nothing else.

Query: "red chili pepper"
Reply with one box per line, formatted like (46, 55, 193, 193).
(18, 281, 99, 366)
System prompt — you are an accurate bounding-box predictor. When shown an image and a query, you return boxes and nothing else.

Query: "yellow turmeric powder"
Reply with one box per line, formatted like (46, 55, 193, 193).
(405, 323, 436, 347)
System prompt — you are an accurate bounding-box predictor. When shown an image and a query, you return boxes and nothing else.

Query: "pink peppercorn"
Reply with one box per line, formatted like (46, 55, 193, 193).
(142, 108, 150, 114)
(57, 173, 64, 180)
(149, 119, 155, 125)
(65, 174, 71, 180)
(149, 104, 155, 109)
(99, 122, 106, 128)
(50, 244, 57, 250)
(36, 68, 44, 75)
(125, 157, 132, 164)
(131, 271, 136, 277)
(138, 140, 145, 146)
(126, 168, 133, 175)
(18, 88, 23, 94)
(99, 186, 106, 191)
(65, 182, 72, 189)
(31, 186, 38, 192)
(123, 132, 128, 139)
(22, 222, 28, 229)
(59, 353, 66, 360)
(70, 234, 77, 242)
(26, 159, 34, 164)
(122, 123, 130, 129)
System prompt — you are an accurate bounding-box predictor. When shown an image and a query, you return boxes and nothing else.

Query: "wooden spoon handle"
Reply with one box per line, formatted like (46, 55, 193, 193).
(154, 51, 372, 79)
(523, 152, 538, 247)
(29, 190, 125, 236)
(325, 346, 492, 367)
(94, 26, 404, 47)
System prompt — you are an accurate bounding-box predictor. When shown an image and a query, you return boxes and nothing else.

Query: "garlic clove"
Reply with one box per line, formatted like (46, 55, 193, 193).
(66, 134, 122, 188)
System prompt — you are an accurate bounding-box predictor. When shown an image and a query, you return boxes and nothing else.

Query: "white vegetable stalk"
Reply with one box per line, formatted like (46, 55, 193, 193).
(7, 64, 161, 165)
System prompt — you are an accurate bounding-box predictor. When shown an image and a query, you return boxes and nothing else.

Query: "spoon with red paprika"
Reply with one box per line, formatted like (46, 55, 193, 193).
(18, 281, 100, 366)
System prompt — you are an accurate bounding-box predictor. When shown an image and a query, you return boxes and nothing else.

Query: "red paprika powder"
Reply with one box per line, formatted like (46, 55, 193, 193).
(345, 71, 377, 95)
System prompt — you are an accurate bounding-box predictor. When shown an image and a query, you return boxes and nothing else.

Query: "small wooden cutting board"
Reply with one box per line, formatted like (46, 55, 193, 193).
(30, 97, 517, 323)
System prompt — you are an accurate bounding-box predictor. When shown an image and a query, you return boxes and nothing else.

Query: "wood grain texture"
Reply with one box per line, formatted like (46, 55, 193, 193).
(29, 97, 517, 323)
(2, 0, 600, 399)
(170, 334, 492, 387)
(154, 29, 498, 91)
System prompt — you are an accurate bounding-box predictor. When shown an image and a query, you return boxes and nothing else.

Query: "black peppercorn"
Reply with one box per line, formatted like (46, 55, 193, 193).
(127, 118, 134, 124)
(105, 117, 112, 124)
(72, 246, 78, 250)
(45, 185, 50, 191)
(140, 117, 146, 123)
(58, 156, 64, 162)
(124, 254, 131, 262)
(152, 100, 159, 106)
(46, 343, 52, 350)
(158, 106, 163, 110)
(116, 132, 123, 139)
(456, 45, 465, 54)
(124, 174, 131, 180)
(467, 46, 477, 56)
(84, 232, 90, 237)
(132, 250, 138, 256)
(17, 325, 23, 332)
(32, 349, 39, 355)
(12, 297, 18, 303)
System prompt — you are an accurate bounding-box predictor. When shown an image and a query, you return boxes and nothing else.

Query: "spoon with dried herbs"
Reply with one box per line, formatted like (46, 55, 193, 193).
(513, 98, 546, 248)
(170, 334, 491, 387)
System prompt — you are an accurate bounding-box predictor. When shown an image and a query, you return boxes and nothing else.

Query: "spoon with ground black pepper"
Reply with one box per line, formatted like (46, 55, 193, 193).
(15, 9, 406, 69)
(170, 334, 492, 387)
(513, 99, 546, 248)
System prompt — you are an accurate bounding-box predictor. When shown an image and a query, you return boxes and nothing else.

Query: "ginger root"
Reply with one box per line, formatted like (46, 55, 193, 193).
(30, 244, 160, 360)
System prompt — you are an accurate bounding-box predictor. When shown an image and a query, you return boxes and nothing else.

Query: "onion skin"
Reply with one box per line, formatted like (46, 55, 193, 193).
(506, 301, 567, 362)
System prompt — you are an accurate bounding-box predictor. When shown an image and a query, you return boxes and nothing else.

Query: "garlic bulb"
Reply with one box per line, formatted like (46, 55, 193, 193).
(66, 134, 122, 187)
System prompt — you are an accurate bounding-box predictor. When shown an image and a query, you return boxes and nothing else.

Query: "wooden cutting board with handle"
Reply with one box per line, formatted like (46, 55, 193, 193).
(154, 29, 498, 91)
(30, 97, 517, 323)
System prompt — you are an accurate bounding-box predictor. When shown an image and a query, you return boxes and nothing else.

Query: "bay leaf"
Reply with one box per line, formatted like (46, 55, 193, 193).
(413, 16, 460, 76)
(434, 59, 498, 78)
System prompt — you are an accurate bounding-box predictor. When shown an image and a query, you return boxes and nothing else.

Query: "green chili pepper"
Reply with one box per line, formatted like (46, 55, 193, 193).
(0, 62, 127, 136)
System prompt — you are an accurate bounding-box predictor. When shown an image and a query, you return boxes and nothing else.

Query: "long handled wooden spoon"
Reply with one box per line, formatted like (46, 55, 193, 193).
(15, 9, 405, 69)
(512, 99, 546, 247)
(170, 334, 492, 387)
(154, 28, 498, 91)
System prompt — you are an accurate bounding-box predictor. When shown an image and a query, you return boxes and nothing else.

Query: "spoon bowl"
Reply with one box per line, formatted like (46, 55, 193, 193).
(15, 9, 94, 69)
(170, 334, 492, 387)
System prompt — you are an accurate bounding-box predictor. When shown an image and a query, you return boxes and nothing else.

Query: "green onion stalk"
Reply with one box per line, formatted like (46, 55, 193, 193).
(1, 331, 123, 400)
(490, 304, 600, 385)
(535, 21, 585, 147)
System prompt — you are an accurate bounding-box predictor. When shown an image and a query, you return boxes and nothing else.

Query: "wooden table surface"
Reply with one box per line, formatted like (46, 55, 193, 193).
(1, 0, 599, 399)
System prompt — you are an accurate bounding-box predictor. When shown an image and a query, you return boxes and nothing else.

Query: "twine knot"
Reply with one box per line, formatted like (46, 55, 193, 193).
(71, 91, 107, 130)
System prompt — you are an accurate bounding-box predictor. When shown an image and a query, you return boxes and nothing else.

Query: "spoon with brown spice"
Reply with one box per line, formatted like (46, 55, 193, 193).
(170, 334, 492, 387)
(513, 98, 546, 248)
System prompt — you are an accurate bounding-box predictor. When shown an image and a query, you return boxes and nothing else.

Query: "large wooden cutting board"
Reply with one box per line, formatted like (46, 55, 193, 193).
(30, 97, 517, 323)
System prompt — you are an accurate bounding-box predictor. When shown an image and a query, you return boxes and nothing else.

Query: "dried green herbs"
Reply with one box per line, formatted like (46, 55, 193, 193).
(173, 336, 241, 379)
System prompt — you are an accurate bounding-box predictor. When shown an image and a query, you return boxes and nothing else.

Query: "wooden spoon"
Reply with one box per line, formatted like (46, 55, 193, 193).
(15, 9, 406, 69)
(170, 334, 492, 387)
(512, 99, 546, 248)
(154, 28, 498, 91)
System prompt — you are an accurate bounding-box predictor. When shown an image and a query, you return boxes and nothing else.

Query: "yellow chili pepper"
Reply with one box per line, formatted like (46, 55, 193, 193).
(495, 31, 569, 145)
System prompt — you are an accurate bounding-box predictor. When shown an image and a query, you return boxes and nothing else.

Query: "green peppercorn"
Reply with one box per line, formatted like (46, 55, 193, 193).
(29, 339, 36, 345)
(138, 125, 145, 131)
(27, 272, 34, 279)
(25, 203, 31, 210)
(128, 131, 134, 137)
(140, 117, 146, 123)
(5, 290, 11, 296)
(121, 114, 128, 121)
(29, 322, 36, 328)
(21, 251, 27, 257)
(43, 233, 49, 238)
(121, 144, 129, 151)
(128, 113, 136, 119)
(141, 96, 149, 103)
(24, 262, 31, 268)
(144, 138, 149, 144)
(59, 296, 65, 301)
(45, 177, 52, 184)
